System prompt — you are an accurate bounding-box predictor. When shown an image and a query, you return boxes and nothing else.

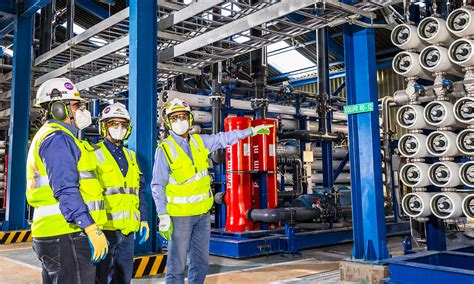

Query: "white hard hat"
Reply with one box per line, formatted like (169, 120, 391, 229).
(164, 98, 191, 117)
(99, 102, 131, 122)
(35, 78, 84, 107)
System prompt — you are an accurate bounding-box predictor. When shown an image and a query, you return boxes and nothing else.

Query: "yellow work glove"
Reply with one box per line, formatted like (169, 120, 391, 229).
(158, 214, 173, 241)
(139, 221, 150, 244)
(84, 223, 109, 263)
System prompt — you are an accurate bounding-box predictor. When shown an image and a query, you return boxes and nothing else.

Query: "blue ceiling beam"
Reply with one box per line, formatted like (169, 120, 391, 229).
(75, 0, 112, 19)
(21, 0, 51, 17)
(0, 1, 14, 14)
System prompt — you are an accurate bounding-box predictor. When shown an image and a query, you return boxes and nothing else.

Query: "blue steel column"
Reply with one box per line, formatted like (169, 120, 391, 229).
(343, 23, 389, 260)
(128, 0, 158, 254)
(2, 13, 34, 230)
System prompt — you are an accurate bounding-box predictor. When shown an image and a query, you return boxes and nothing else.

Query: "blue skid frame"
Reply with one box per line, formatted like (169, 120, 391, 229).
(209, 222, 409, 259)
(386, 246, 474, 284)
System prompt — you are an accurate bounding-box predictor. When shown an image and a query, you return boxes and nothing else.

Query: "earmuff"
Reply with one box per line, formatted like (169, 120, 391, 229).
(50, 101, 69, 122)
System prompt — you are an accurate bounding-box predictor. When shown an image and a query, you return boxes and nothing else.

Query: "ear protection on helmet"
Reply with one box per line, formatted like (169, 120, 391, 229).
(50, 101, 69, 122)
(164, 111, 193, 130)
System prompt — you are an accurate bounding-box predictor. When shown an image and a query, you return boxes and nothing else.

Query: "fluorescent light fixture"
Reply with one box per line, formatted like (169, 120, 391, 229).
(3, 48, 13, 56)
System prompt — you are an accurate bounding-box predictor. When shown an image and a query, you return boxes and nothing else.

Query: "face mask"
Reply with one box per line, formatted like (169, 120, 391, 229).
(171, 120, 189, 135)
(109, 126, 128, 141)
(74, 109, 92, 130)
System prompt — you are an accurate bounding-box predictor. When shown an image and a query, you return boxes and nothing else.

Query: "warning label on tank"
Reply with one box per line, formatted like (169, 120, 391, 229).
(269, 144, 275, 156)
(244, 143, 250, 156)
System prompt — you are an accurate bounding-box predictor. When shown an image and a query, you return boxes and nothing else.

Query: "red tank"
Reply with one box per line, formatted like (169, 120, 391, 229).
(224, 117, 254, 232)
(251, 119, 277, 171)
(224, 172, 254, 232)
(224, 117, 252, 172)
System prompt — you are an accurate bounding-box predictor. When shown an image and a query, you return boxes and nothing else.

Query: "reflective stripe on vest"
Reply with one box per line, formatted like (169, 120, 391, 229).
(32, 171, 96, 188)
(167, 190, 213, 204)
(103, 187, 139, 196)
(107, 211, 140, 221)
(168, 169, 209, 185)
(33, 200, 105, 220)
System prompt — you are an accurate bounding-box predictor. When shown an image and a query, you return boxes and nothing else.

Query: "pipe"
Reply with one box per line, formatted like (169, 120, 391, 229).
(40, 0, 55, 54)
(381, 96, 396, 215)
(248, 207, 321, 223)
(278, 157, 303, 199)
(280, 130, 340, 141)
(251, 0, 268, 120)
(66, 0, 75, 40)
(160, 90, 347, 120)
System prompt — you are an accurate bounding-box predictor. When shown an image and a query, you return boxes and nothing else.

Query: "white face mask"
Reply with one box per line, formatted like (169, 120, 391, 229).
(171, 120, 189, 135)
(74, 109, 92, 130)
(109, 126, 128, 141)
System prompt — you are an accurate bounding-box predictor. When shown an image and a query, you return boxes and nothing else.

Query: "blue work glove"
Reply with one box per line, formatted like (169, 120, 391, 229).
(84, 223, 109, 263)
(138, 221, 150, 244)
(158, 214, 173, 241)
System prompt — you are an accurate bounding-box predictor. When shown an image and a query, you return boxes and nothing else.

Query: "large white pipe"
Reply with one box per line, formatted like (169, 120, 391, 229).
(428, 161, 461, 188)
(391, 24, 427, 51)
(397, 105, 430, 129)
(312, 173, 351, 184)
(402, 192, 435, 218)
(281, 119, 348, 134)
(400, 163, 431, 188)
(393, 51, 433, 80)
(423, 101, 459, 128)
(399, 133, 430, 158)
(447, 8, 474, 38)
(276, 145, 299, 156)
(192, 111, 212, 123)
(426, 131, 460, 157)
(312, 147, 348, 159)
(448, 38, 474, 67)
(0, 141, 5, 148)
(0, 149, 5, 156)
(454, 97, 474, 125)
(419, 45, 464, 77)
(307, 121, 348, 134)
(462, 194, 474, 219)
(311, 160, 349, 171)
(160, 90, 347, 120)
(418, 17, 454, 45)
(459, 161, 474, 187)
(457, 129, 474, 155)
(430, 192, 469, 220)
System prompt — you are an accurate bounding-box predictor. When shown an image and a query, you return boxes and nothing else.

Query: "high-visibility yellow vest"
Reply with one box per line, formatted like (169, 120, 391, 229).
(159, 134, 213, 217)
(94, 141, 141, 235)
(26, 122, 106, 238)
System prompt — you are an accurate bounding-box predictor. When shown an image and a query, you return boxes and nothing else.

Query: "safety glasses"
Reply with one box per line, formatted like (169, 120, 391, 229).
(169, 113, 189, 123)
(106, 121, 130, 128)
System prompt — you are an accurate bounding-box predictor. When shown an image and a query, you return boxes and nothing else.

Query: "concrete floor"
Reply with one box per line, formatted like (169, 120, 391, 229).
(0, 236, 410, 284)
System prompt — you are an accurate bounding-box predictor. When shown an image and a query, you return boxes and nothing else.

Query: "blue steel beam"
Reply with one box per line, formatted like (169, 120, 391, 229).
(2, 13, 34, 230)
(128, 0, 158, 254)
(343, 20, 389, 261)
(20, 0, 51, 17)
(76, 0, 112, 19)
(0, 1, 14, 14)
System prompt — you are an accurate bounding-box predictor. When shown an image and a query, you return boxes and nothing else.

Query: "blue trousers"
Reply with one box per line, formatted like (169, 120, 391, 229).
(166, 212, 210, 284)
(33, 232, 96, 284)
(96, 230, 134, 284)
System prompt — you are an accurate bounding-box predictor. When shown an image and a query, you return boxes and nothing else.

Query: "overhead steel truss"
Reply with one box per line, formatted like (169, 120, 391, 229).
(1, 0, 400, 108)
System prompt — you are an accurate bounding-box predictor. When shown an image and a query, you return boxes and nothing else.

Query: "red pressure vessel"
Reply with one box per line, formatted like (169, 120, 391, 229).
(224, 117, 254, 232)
(251, 119, 277, 171)
(224, 173, 254, 232)
(224, 117, 252, 172)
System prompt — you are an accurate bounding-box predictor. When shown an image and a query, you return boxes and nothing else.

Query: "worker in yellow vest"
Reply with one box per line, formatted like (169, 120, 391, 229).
(26, 78, 108, 283)
(151, 98, 272, 284)
(94, 102, 149, 284)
